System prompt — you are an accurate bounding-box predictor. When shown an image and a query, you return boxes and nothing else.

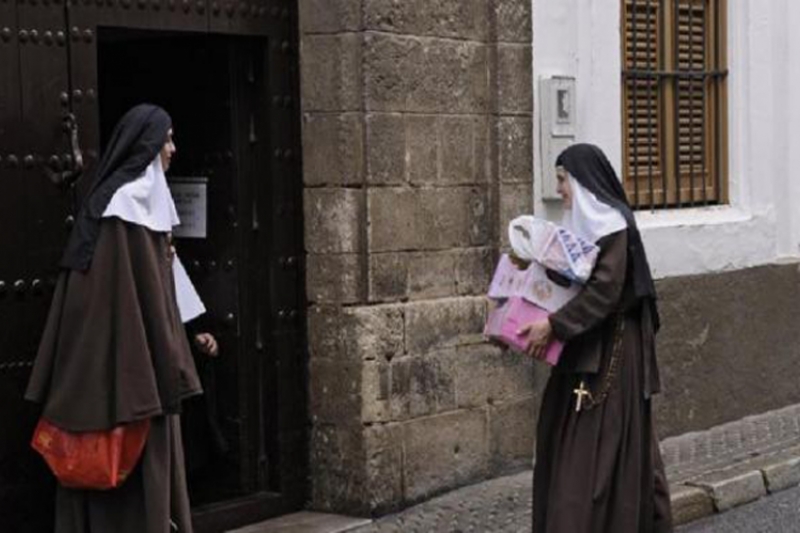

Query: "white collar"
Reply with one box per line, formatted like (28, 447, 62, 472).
(561, 174, 627, 243)
(102, 155, 180, 232)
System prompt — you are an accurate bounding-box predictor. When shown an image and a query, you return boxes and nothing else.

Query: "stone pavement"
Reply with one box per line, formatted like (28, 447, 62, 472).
(233, 404, 800, 533)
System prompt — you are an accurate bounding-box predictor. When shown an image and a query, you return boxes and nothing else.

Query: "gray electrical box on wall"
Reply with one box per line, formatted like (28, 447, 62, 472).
(539, 76, 576, 200)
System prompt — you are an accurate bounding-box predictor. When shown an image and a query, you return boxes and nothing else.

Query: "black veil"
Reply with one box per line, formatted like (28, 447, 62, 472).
(556, 143, 660, 330)
(61, 104, 172, 271)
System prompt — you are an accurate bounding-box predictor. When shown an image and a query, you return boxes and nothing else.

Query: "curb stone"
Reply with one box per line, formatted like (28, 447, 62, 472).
(688, 470, 766, 513)
(670, 485, 714, 526)
(670, 444, 800, 523)
(762, 456, 800, 493)
(670, 453, 800, 525)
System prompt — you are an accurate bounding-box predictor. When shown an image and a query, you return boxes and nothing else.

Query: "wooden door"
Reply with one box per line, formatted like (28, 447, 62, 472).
(0, 3, 306, 532)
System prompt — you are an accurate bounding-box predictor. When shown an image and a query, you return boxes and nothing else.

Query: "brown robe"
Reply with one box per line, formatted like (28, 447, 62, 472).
(26, 217, 202, 533)
(533, 230, 673, 533)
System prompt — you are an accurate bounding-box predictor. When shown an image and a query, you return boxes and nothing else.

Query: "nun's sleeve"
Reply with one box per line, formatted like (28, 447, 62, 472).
(173, 253, 206, 323)
(548, 230, 627, 342)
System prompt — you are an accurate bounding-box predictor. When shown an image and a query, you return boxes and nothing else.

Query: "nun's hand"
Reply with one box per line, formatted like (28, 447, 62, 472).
(517, 320, 553, 360)
(194, 333, 219, 357)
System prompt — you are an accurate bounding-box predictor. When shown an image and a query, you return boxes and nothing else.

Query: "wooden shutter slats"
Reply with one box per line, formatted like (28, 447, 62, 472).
(675, 0, 709, 205)
(622, 0, 661, 206)
(622, 0, 726, 209)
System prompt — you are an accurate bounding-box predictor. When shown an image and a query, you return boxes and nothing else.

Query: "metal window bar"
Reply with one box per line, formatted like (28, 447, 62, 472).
(623, 0, 727, 210)
(673, 0, 681, 208)
(631, 0, 640, 208)
(713, 0, 722, 204)
(646, 0, 656, 210)
(688, 0, 696, 205)
(660, 0, 668, 209)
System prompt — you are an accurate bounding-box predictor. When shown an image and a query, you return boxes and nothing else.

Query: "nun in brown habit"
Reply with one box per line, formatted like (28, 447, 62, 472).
(521, 144, 673, 533)
(26, 104, 204, 533)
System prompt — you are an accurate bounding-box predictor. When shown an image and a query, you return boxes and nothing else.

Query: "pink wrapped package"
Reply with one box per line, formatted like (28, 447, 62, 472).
(484, 296, 564, 366)
(487, 254, 579, 313)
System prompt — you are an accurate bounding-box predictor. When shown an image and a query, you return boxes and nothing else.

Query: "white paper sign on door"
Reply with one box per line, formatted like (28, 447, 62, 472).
(169, 177, 208, 239)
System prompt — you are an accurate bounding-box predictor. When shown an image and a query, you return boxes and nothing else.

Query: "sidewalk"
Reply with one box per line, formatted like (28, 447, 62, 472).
(663, 403, 800, 523)
(232, 404, 800, 533)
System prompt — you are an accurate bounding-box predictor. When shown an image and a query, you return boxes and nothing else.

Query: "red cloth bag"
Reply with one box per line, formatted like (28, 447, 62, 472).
(31, 418, 151, 490)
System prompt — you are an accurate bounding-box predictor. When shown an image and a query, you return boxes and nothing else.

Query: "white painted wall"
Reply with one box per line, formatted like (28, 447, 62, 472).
(532, 0, 800, 279)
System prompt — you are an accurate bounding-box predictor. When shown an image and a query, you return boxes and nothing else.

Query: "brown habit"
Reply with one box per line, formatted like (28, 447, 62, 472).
(26, 218, 202, 533)
(533, 230, 673, 533)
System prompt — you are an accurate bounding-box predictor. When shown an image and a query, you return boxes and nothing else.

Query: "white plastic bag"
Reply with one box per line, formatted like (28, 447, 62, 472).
(508, 215, 599, 284)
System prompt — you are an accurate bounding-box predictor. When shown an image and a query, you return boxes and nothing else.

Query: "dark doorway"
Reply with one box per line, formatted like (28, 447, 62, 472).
(94, 29, 308, 530)
(98, 30, 257, 507)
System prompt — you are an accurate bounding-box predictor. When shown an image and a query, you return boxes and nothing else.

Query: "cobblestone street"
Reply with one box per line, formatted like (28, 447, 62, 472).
(353, 472, 533, 533)
(225, 405, 800, 533)
(240, 403, 800, 533)
(349, 404, 800, 533)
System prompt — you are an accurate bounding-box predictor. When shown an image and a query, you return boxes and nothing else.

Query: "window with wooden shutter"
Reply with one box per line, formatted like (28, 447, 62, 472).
(622, 0, 728, 210)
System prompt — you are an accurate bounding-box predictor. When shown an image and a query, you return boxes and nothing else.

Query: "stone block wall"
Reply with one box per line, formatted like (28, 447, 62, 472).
(297, 0, 800, 519)
(299, 0, 540, 516)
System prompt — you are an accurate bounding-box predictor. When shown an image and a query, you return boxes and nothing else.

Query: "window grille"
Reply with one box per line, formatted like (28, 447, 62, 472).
(622, 0, 728, 210)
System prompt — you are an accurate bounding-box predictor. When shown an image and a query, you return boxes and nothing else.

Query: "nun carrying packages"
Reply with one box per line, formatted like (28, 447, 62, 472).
(484, 216, 600, 365)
